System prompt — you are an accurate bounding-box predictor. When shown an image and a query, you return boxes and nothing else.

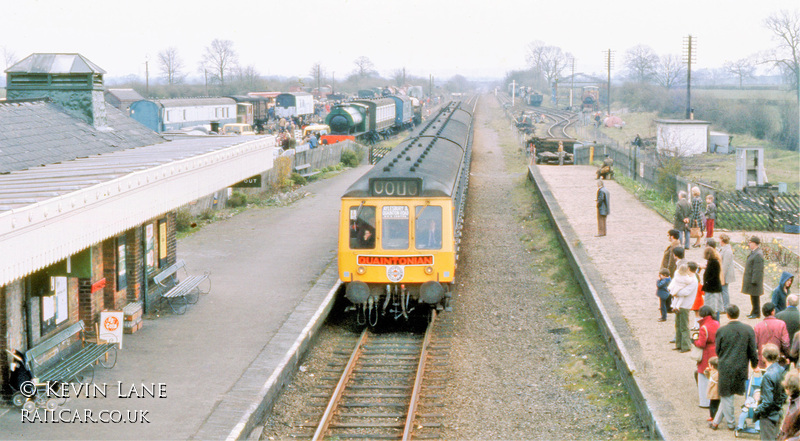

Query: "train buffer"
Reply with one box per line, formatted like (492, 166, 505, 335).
(152, 260, 210, 315)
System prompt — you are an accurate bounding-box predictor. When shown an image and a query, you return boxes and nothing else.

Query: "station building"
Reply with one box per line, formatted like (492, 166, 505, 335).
(0, 54, 276, 396)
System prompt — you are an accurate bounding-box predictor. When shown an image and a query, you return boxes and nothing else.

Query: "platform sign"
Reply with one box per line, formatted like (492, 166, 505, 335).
(233, 175, 262, 188)
(100, 311, 124, 349)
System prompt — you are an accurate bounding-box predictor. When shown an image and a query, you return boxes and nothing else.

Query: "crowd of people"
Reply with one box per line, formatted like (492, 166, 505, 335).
(656, 186, 796, 440)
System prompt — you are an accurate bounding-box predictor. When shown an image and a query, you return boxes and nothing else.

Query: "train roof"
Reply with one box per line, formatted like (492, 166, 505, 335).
(342, 104, 472, 199)
(136, 97, 236, 108)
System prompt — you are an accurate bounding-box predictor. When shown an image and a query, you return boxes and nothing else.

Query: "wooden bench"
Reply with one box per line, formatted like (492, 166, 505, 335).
(294, 163, 320, 178)
(153, 259, 210, 315)
(25, 320, 117, 385)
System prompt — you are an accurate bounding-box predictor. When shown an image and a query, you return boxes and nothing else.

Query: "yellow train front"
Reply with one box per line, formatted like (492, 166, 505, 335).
(338, 99, 475, 325)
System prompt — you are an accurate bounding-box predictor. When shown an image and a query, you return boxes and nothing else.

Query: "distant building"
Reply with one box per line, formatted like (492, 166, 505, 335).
(105, 88, 144, 115)
(655, 119, 711, 157)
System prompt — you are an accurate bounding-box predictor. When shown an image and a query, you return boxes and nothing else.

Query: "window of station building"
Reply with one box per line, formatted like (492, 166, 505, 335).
(116, 235, 127, 291)
(158, 218, 168, 267)
(414, 206, 442, 250)
(349, 205, 376, 250)
(382, 205, 409, 250)
(144, 223, 156, 275)
(32, 272, 68, 336)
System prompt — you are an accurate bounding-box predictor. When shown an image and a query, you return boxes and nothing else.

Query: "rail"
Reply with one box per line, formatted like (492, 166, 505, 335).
(310, 316, 436, 440)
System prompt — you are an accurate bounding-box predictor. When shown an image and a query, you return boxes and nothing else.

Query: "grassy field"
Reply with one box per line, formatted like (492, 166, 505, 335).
(591, 111, 799, 192)
(694, 88, 795, 102)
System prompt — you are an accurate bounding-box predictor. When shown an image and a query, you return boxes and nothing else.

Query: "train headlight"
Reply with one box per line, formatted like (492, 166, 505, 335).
(357, 266, 367, 275)
(424, 266, 434, 274)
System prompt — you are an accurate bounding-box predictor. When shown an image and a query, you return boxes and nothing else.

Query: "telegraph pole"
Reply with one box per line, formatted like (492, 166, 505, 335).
(145, 58, 149, 98)
(683, 35, 697, 119)
(332, 71, 335, 95)
(604, 49, 614, 115)
(429, 75, 433, 97)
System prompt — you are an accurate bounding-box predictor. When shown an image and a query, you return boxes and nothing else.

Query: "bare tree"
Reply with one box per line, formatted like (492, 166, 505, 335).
(526, 41, 571, 87)
(444, 75, 470, 93)
(353, 56, 377, 78)
(764, 10, 800, 101)
(2, 46, 17, 69)
(654, 54, 685, 89)
(392, 67, 407, 87)
(624, 45, 659, 83)
(233, 65, 261, 92)
(724, 57, 756, 88)
(158, 47, 185, 85)
(309, 62, 324, 92)
(201, 39, 238, 88)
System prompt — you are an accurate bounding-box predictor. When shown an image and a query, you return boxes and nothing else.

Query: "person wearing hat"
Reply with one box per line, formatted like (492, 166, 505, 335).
(743, 236, 765, 319)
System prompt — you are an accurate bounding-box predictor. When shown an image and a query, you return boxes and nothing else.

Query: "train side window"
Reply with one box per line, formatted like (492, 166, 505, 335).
(381, 205, 409, 250)
(415, 206, 442, 250)
(349, 206, 376, 249)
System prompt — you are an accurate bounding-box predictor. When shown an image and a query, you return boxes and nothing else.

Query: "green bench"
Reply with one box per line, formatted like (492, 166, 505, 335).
(152, 259, 210, 315)
(25, 320, 117, 385)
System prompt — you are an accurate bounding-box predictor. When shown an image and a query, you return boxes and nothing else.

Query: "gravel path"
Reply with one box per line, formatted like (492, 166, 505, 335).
(441, 96, 644, 440)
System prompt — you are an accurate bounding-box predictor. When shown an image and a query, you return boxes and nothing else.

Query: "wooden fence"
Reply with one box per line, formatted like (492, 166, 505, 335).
(716, 191, 800, 232)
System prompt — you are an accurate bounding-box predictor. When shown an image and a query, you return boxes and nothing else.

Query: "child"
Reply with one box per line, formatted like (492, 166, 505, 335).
(737, 389, 761, 433)
(705, 356, 720, 421)
(669, 264, 698, 351)
(688, 261, 704, 330)
(656, 268, 672, 322)
(705, 195, 716, 242)
(657, 268, 671, 322)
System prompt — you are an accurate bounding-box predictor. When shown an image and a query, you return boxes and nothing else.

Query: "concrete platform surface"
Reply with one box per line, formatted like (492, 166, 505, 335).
(536, 164, 799, 440)
(0, 165, 370, 440)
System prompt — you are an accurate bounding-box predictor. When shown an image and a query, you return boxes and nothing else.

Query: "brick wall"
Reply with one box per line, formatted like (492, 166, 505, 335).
(102, 237, 128, 310)
(77, 244, 105, 326)
(167, 212, 177, 267)
(126, 228, 142, 303)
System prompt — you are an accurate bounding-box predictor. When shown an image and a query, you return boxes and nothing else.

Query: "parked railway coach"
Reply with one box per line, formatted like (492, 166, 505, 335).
(338, 99, 476, 325)
(275, 92, 314, 119)
(387, 95, 414, 130)
(129, 97, 236, 133)
(353, 98, 396, 134)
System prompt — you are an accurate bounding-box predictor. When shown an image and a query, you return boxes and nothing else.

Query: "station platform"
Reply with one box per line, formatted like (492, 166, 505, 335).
(0, 165, 370, 439)
(532, 164, 799, 440)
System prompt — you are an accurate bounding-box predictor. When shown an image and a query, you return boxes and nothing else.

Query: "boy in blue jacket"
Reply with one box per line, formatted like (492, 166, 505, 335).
(657, 268, 671, 322)
(772, 272, 795, 313)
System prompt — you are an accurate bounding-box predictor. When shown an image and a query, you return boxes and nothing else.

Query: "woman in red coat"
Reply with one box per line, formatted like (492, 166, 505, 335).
(695, 305, 720, 408)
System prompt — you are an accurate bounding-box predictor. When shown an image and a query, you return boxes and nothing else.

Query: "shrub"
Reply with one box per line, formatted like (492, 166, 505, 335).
(290, 173, 307, 186)
(175, 208, 192, 232)
(341, 150, 360, 167)
(273, 156, 292, 189)
(199, 209, 215, 221)
(228, 192, 248, 208)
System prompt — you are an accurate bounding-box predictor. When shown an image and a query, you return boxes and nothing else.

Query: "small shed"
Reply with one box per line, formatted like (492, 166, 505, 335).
(655, 119, 711, 157)
(105, 88, 144, 115)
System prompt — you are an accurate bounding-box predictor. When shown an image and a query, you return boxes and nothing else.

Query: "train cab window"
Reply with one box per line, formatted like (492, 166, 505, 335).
(415, 206, 442, 250)
(349, 206, 376, 249)
(381, 205, 409, 250)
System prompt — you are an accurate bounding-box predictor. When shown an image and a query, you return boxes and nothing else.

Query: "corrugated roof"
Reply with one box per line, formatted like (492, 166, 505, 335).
(0, 100, 165, 173)
(5, 53, 106, 74)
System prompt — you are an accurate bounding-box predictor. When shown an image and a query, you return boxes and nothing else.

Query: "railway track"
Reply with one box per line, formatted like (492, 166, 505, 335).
(289, 313, 448, 440)
(497, 93, 579, 139)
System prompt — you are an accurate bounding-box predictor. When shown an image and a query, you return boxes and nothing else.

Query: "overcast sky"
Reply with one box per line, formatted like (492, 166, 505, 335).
(2, 0, 797, 83)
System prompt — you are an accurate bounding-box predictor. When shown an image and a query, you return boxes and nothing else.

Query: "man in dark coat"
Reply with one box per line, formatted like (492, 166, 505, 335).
(596, 180, 610, 237)
(712, 304, 758, 430)
(777, 294, 800, 348)
(743, 236, 765, 319)
(674, 191, 692, 249)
